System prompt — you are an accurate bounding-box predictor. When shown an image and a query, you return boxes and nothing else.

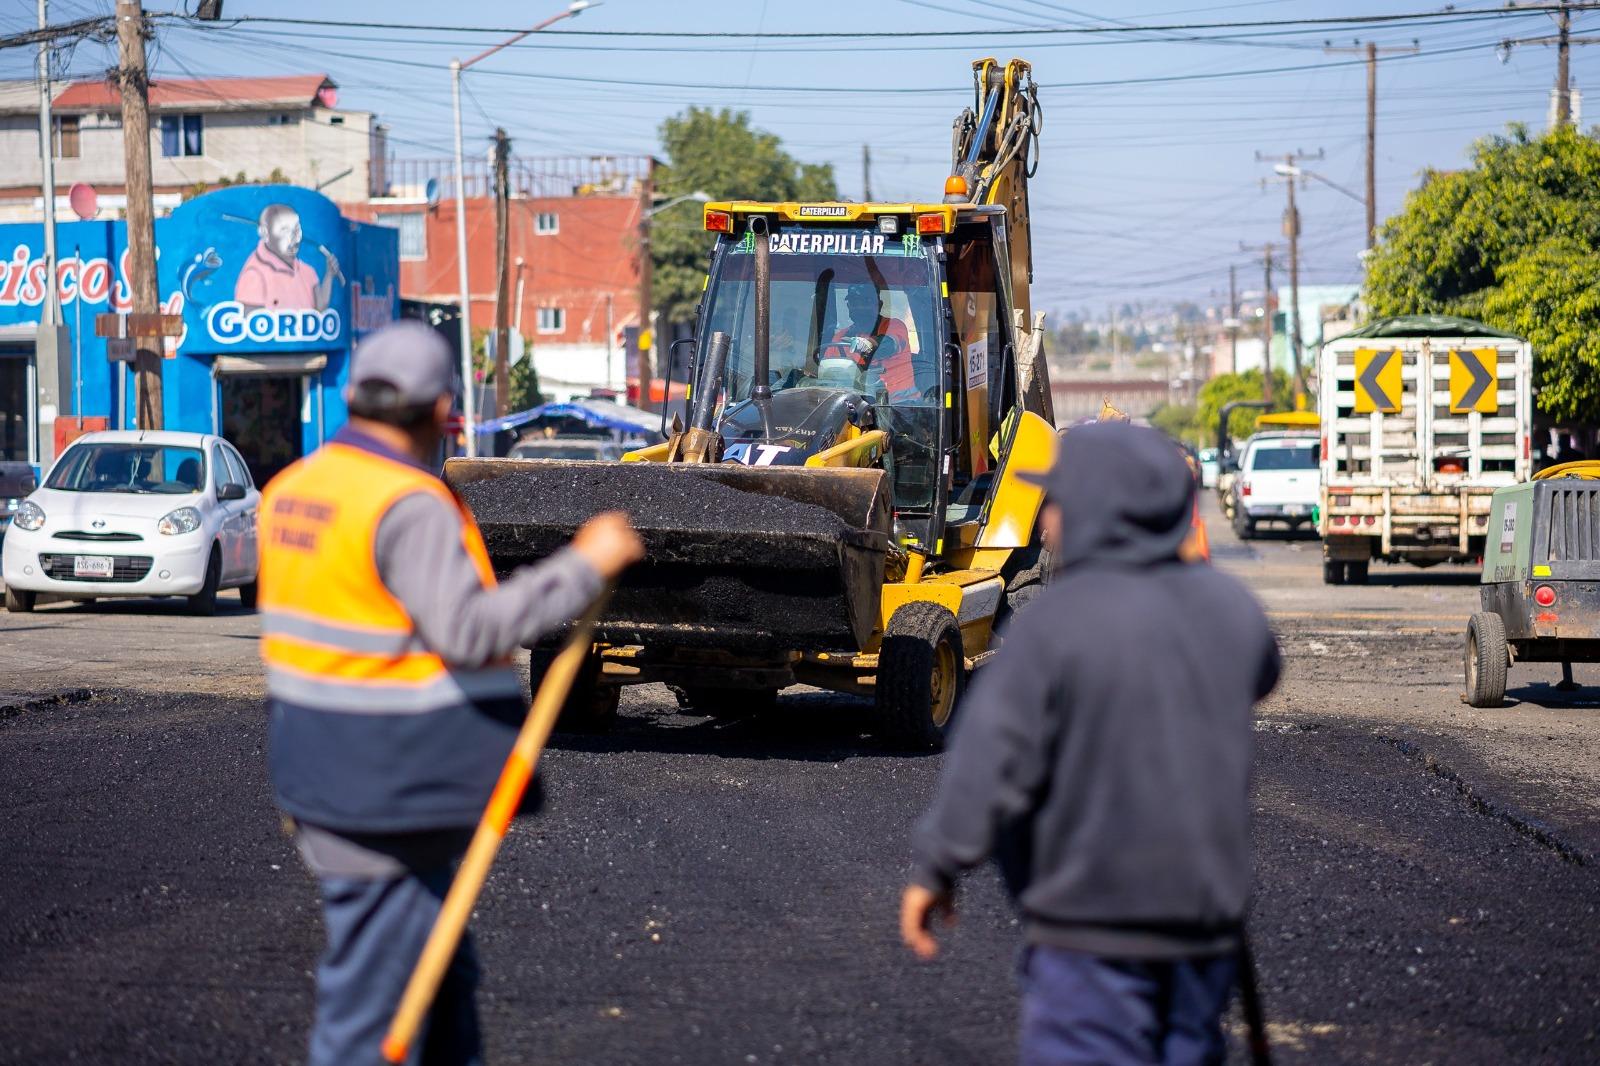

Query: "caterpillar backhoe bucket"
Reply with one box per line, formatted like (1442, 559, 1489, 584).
(444, 458, 893, 652)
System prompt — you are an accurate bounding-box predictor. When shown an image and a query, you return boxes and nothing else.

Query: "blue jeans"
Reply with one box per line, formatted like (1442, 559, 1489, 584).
(310, 869, 482, 1066)
(1018, 946, 1238, 1066)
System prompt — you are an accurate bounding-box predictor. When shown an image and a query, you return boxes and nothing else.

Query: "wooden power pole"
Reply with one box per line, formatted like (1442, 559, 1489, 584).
(1325, 38, 1419, 247)
(1241, 241, 1277, 405)
(635, 161, 655, 412)
(1557, 1, 1572, 126)
(492, 127, 510, 419)
(862, 143, 873, 201)
(1257, 150, 1321, 400)
(115, 0, 160, 429)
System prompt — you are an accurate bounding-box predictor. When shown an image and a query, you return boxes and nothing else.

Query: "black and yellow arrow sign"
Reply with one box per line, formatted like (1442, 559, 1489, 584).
(1353, 348, 1402, 414)
(1449, 348, 1499, 414)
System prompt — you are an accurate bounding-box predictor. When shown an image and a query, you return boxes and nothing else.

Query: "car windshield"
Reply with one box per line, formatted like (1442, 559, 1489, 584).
(703, 225, 943, 406)
(1250, 443, 1319, 471)
(47, 443, 206, 494)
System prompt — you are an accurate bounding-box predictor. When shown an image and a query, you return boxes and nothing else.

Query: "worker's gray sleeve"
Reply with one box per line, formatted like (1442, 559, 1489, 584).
(909, 622, 1058, 894)
(373, 490, 603, 667)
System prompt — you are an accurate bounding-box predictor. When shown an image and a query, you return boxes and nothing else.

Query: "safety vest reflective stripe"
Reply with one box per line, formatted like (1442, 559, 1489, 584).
(259, 608, 425, 656)
(266, 663, 522, 715)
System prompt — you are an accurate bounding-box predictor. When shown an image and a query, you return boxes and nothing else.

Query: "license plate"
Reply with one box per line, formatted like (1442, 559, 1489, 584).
(1284, 505, 1307, 516)
(73, 554, 114, 578)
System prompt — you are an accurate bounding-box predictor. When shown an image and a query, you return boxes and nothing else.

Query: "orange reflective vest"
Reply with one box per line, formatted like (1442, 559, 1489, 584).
(259, 433, 523, 832)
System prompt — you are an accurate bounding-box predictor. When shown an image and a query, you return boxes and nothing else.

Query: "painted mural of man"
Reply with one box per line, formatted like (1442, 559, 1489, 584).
(235, 203, 339, 312)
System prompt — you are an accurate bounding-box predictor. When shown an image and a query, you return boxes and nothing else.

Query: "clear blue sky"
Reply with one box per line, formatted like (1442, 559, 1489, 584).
(8, 2, 1596, 321)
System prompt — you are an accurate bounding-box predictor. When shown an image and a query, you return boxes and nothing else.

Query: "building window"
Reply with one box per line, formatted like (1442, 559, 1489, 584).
(53, 115, 79, 159)
(373, 212, 427, 261)
(536, 307, 565, 334)
(534, 212, 559, 235)
(160, 113, 203, 157)
(266, 113, 294, 126)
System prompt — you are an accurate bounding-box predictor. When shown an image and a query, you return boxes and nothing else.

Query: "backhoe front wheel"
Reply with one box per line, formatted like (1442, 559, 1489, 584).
(875, 602, 964, 750)
(530, 646, 619, 734)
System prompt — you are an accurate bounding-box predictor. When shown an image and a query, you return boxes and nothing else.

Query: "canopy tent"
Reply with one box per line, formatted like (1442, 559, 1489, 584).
(1328, 315, 1524, 342)
(473, 398, 663, 439)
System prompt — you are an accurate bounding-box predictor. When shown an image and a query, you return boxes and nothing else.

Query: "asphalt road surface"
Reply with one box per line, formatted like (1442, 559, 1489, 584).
(1, 498, 1597, 1064)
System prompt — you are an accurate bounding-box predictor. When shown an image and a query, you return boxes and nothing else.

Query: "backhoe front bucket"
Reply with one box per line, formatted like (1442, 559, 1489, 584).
(445, 459, 893, 652)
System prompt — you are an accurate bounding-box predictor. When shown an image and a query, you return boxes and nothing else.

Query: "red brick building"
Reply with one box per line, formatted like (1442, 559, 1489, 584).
(344, 155, 653, 400)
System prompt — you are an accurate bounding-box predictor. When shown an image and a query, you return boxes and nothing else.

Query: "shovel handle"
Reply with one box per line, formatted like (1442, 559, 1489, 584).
(381, 591, 611, 1063)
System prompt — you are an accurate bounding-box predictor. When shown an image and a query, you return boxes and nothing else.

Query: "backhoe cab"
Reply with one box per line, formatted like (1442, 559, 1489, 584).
(444, 59, 1054, 748)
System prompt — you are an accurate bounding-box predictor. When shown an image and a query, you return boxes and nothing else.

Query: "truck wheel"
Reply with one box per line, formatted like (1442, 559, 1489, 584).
(683, 686, 780, 718)
(4, 585, 35, 612)
(1464, 612, 1509, 708)
(875, 602, 964, 750)
(1232, 507, 1254, 540)
(1346, 560, 1369, 585)
(1322, 560, 1346, 585)
(530, 646, 619, 734)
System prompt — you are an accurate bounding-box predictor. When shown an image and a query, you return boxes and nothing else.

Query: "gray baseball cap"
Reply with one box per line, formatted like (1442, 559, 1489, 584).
(348, 321, 455, 406)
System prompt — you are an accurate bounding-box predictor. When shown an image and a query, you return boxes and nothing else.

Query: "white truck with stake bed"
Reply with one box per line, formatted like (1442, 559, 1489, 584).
(1318, 315, 1532, 585)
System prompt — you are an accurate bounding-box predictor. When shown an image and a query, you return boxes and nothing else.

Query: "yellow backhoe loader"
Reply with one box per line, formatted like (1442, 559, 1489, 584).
(445, 59, 1056, 747)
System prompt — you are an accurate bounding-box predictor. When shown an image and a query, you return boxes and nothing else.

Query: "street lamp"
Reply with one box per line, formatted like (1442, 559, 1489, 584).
(644, 190, 711, 219)
(450, 0, 596, 456)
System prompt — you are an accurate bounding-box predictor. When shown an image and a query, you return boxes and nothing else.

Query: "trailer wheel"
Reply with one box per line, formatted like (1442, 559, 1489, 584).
(1322, 560, 1345, 585)
(1346, 560, 1369, 585)
(1464, 612, 1509, 708)
(876, 602, 965, 750)
(530, 646, 619, 734)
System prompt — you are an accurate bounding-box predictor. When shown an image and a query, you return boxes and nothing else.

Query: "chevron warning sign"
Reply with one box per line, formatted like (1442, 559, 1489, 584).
(1449, 348, 1499, 414)
(1353, 348, 1402, 414)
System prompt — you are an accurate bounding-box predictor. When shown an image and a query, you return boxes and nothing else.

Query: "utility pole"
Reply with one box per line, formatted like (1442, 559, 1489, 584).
(1240, 241, 1277, 405)
(492, 127, 511, 419)
(636, 160, 655, 412)
(1227, 263, 1238, 377)
(115, 0, 160, 430)
(1257, 150, 1321, 400)
(862, 143, 872, 201)
(36, 0, 59, 326)
(1558, 1, 1572, 126)
(1324, 38, 1418, 248)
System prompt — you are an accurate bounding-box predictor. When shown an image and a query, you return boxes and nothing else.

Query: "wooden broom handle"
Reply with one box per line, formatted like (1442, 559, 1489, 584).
(381, 592, 611, 1063)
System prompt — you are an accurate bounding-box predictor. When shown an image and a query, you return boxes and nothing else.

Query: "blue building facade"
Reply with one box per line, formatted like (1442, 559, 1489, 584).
(0, 184, 398, 484)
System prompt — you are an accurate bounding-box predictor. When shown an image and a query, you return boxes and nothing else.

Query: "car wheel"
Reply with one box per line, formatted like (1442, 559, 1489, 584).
(875, 601, 965, 751)
(188, 547, 221, 616)
(531, 646, 618, 734)
(1464, 612, 1509, 708)
(238, 580, 259, 610)
(1322, 560, 1346, 585)
(4, 585, 35, 612)
(1346, 560, 1369, 585)
(1231, 506, 1254, 540)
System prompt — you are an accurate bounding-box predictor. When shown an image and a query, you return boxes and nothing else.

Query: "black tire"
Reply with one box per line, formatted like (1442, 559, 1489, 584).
(237, 580, 259, 610)
(4, 585, 35, 612)
(1232, 506, 1254, 540)
(875, 602, 965, 750)
(1322, 560, 1346, 585)
(188, 548, 221, 616)
(1346, 560, 1370, 585)
(997, 543, 1050, 631)
(530, 646, 619, 734)
(1465, 612, 1509, 708)
(682, 686, 780, 718)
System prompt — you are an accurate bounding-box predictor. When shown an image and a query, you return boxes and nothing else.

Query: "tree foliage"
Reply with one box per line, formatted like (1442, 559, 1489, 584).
(652, 108, 838, 325)
(1196, 369, 1294, 443)
(1365, 125, 1600, 419)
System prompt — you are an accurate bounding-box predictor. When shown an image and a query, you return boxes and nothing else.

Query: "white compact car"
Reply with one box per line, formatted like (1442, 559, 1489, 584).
(1230, 432, 1320, 539)
(2, 430, 260, 614)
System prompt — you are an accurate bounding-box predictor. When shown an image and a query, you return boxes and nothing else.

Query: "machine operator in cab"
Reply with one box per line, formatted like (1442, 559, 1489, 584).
(833, 282, 920, 400)
(257, 321, 643, 1065)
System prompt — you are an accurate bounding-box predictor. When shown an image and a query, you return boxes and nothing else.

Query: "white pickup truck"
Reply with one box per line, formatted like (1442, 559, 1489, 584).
(1318, 316, 1532, 585)
(1230, 432, 1321, 539)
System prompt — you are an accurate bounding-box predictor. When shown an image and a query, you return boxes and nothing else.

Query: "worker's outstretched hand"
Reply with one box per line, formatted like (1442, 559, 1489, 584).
(900, 883, 956, 961)
(571, 511, 645, 580)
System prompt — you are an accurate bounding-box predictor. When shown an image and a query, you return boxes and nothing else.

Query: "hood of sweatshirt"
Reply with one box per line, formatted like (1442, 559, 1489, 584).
(1043, 422, 1196, 569)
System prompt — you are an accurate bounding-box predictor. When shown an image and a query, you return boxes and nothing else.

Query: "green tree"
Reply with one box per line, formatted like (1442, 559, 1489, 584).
(1365, 125, 1600, 420)
(652, 108, 838, 325)
(1196, 368, 1293, 443)
(1148, 402, 1200, 445)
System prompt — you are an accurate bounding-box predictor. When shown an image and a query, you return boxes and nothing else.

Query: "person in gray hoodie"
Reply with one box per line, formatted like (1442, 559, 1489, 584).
(900, 421, 1280, 1066)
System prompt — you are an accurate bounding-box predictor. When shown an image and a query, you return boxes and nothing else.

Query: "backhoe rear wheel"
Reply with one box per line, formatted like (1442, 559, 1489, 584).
(530, 646, 619, 734)
(875, 602, 964, 750)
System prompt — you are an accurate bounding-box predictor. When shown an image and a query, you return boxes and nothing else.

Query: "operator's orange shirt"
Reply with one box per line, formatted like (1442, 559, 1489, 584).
(833, 318, 916, 396)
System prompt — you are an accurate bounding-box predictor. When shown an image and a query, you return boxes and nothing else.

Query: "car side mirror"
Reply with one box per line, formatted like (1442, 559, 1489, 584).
(218, 482, 246, 501)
